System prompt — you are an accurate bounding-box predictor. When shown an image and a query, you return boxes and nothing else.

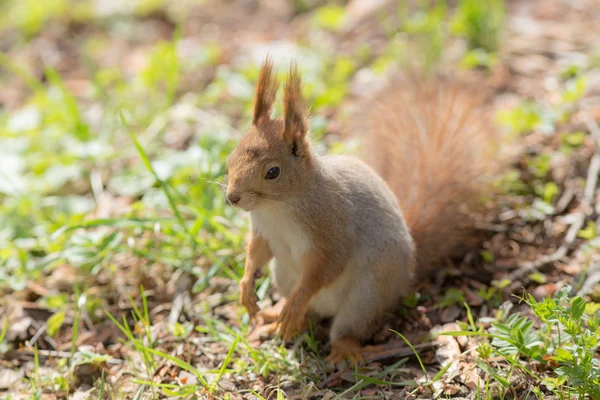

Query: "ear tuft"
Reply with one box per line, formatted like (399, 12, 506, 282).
(252, 56, 279, 125)
(283, 62, 308, 144)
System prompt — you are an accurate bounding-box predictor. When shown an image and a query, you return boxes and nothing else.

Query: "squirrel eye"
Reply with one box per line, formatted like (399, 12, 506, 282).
(265, 167, 280, 180)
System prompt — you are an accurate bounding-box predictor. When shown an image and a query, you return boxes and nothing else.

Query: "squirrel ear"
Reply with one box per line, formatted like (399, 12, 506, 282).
(283, 62, 309, 148)
(252, 56, 279, 126)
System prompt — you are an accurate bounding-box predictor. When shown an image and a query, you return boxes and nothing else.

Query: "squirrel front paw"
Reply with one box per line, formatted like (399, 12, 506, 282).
(277, 295, 308, 341)
(239, 278, 260, 317)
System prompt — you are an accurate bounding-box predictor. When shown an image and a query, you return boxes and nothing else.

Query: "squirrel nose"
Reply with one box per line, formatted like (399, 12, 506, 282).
(227, 192, 241, 205)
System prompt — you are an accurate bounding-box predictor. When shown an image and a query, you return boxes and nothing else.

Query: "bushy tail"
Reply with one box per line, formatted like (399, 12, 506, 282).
(356, 73, 501, 274)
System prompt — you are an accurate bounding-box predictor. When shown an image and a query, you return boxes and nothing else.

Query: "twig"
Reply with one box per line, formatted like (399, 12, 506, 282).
(363, 342, 437, 364)
(318, 342, 437, 389)
(319, 368, 349, 388)
(577, 262, 600, 297)
(507, 114, 600, 280)
(584, 111, 600, 147)
(15, 349, 123, 364)
(475, 222, 508, 233)
(555, 185, 576, 214)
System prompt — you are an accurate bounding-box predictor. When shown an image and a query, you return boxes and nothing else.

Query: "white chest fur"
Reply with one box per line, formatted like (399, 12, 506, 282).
(250, 207, 350, 319)
(250, 208, 313, 268)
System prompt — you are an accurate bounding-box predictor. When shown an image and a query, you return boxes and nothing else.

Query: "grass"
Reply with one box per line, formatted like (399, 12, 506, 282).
(1, 0, 599, 399)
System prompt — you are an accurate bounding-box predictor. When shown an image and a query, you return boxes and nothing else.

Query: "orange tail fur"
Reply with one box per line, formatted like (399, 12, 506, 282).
(357, 73, 501, 273)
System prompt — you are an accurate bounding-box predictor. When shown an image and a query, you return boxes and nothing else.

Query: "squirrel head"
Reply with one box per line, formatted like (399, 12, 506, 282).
(226, 58, 312, 211)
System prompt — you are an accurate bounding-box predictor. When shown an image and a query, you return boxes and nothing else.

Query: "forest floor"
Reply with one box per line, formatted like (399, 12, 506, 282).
(1, 0, 600, 399)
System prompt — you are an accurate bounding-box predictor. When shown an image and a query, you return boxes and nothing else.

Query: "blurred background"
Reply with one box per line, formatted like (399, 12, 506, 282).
(1, 0, 600, 398)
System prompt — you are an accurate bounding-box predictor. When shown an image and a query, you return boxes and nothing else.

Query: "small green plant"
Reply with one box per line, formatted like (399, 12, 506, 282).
(105, 286, 159, 382)
(443, 286, 600, 399)
(140, 27, 182, 106)
(527, 287, 600, 398)
(451, 0, 504, 53)
(560, 131, 586, 153)
(496, 101, 545, 136)
(311, 5, 345, 31)
(401, 1, 448, 69)
(436, 288, 465, 308)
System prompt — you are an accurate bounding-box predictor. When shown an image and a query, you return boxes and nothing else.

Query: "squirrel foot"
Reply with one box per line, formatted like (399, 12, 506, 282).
(249, 300, 288, 342)
(257, 299, 286, 323)
(326, 336, 366, 366)
(277, 295, 309, 341)
(249, 322, 279, 342)
(239, 278, 260, 318)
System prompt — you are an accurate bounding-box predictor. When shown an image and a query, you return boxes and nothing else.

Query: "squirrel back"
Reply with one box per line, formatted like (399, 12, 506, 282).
(355, 73, 500, 275)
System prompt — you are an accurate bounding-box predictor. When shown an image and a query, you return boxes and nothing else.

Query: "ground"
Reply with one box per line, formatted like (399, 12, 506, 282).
(1, 0, 600, 399)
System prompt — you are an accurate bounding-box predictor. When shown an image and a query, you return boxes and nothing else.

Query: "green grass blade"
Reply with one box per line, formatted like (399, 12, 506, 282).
(119, 112, 223, 271)
(212, 336, 240, 391)
(353, 374, 417, 387)
(52, 217, 174, 239)
(439, 331, 495, 338)
(70, 288, 81, 362)
(98, 370, 105, 399)
(0, 52, 45, 92)
(476, 359, 510, 388)
(0, 317, 8, 342)
(390, 329, 429, 385)
(346, 358, 409, 394)
(145, 347, 209, 388)
(132, 385, 146, 400)
(464, 301, 476, 331)
(432, 357, 455, 382)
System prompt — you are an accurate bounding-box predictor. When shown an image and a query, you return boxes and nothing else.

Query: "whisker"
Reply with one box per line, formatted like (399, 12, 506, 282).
(197, 177, 227, 188)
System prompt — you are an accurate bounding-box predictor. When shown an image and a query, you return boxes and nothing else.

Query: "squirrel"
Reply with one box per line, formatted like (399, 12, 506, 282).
(226, 58, 498, 364)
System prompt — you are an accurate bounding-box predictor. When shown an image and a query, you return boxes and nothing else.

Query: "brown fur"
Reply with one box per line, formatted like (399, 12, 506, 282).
(227, 60, 499, 361)
(282, 63, 309, 149)
(357, 73, 500, 275)
(252, 56, 279, 126)
(239, 232, 272, 317)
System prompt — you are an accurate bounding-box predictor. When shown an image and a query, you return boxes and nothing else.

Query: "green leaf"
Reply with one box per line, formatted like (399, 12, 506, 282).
(528, 272, 547, 284)
(476, 359, 510, 388)
(571, 297, 586, 320)
(212, 336, 240, 391)
(277, 389, 285, 400)
(577, 221, 596, 240)
(311, 5, 345, 31)
(561, 75, 587, 103)
(47, 311, 65, 337)
(553, 347, 573, 362)
(542, 182, 559, 204)
(496, 101, 543, 135)
(560, 131, 586, 148)
(437, 288, 465, 308)
(480, 250, 495, 263)
(492, 279, 512, 289)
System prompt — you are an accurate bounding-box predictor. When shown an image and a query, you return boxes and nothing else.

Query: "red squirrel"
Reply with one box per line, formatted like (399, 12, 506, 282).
(226, 58, 498, 364)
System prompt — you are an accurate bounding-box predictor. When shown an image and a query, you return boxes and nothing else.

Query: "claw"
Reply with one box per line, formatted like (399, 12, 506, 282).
(276, 295, 308, 341)
(240, 279, 260, 317)
(249, 321, 279, 342)
(257, 300, 285, 323)
(325, 336, 366, 366)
